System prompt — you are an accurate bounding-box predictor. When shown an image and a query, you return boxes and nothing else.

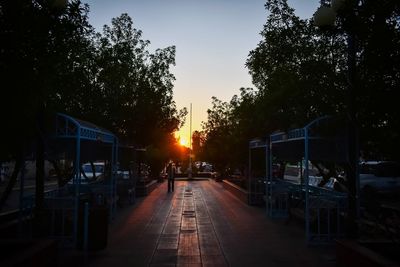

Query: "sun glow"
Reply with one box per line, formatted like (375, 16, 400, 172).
(179, 137, 188, 147)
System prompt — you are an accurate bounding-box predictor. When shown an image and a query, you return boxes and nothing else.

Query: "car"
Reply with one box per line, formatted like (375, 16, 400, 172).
(117, 170, 130, 180)
(323, 177, 337, 189)
(283, 163, 322, 186)
(359, 161, 400, 194)
(322, 177, 348, 192)
(68, 162, 105, 184)
(83, 162, 105, 178)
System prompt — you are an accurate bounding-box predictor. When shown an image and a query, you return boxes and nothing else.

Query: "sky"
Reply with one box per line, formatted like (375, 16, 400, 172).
(82, 0, 320, 145)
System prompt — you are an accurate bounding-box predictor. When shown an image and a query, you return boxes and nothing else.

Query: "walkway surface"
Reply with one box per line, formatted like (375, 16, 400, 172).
(60, 180, 336, 267)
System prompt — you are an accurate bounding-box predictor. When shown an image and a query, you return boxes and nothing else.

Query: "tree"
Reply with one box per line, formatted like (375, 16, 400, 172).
(351, 0, 400, 159)
(191, 130, 204, 161)
(94, 13, 186, 176)
(246, 0, 400, 160)
(201, 0, 400, 180)
(0, 2, 186, 211)
(201, 89, 258, 174)
(246, 0, 347, 131)
(201, 97, 233, 173)
(0, 0, 96, 212)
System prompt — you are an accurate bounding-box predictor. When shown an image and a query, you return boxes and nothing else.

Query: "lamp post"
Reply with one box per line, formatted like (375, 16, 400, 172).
(36, 0, 69, 228)
(314, 0, 359, 238)
(188, 103, 193, 179)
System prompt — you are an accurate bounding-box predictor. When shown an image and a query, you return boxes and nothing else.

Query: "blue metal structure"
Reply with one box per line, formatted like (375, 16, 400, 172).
(55, 113, 118, 246)
(19, 113, 118, 247)
(267, 116, 348, 244)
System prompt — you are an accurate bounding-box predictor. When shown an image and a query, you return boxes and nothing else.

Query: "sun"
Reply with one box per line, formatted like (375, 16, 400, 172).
(179, 137, 188, 147)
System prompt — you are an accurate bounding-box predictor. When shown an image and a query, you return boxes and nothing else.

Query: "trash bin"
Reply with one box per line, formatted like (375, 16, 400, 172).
(77, 195, 109, 250)
(87, 205, 108, 250)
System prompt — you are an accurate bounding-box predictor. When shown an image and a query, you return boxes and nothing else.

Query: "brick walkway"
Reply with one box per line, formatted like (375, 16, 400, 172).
(60, 180, 336, 267)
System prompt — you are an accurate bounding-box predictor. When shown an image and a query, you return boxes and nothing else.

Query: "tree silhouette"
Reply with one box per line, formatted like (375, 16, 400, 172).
(0, 1, 186, 211)
(201, 0, 400, 178)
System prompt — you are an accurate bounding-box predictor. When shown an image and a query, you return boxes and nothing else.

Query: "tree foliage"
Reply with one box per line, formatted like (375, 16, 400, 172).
(200, 0, 400, 176)
(0, 1, 186, 177)
(247, 0, 348, 130)
(200, 89, 257, 173)
(1, 0, 96, 158)
(350, 0, 400, 159)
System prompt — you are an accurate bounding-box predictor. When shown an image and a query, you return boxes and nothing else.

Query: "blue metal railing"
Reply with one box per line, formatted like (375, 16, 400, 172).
(266, 116, 347, 244)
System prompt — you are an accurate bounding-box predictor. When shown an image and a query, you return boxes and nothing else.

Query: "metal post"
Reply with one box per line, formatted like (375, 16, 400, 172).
(248, 146, 252, 205)
(268, 140, 273, 217)
(18, 158, 26, 237)
(188, 103, 192, 179)
(115, 137, 118, 215)
(73, 126, 81, 247)
(19, 160, 26, 213)
(110, 139, 114, 220)
(346, 29, 359, 237)
(313, 0, 360, 240)
(83, 202, 89, 250)
(266, 140, 270, 215)
(110, 137, 118, 220)
(304, 127, 310, 243)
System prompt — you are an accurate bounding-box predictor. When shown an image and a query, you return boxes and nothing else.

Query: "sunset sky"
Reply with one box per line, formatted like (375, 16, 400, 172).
(82, 0, 320, 143)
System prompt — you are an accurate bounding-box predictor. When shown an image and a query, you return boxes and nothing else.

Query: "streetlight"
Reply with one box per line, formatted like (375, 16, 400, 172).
(188, 103, 193, 179)
(313, 0, 359, 238)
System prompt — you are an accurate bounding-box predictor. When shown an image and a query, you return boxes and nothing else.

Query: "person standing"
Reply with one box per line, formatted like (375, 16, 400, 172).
(167, 161, 175, 192)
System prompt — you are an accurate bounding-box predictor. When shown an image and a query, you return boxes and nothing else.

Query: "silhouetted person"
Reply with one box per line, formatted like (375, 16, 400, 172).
(167, 161, 175, 192)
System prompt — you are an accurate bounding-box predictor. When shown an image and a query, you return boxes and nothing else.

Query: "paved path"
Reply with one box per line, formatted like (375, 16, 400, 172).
(61, 180, 335, 267)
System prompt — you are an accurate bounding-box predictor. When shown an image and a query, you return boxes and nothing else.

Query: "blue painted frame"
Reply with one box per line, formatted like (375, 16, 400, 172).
(268, 116, 348, 244)
(55, 113, 118, 247)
